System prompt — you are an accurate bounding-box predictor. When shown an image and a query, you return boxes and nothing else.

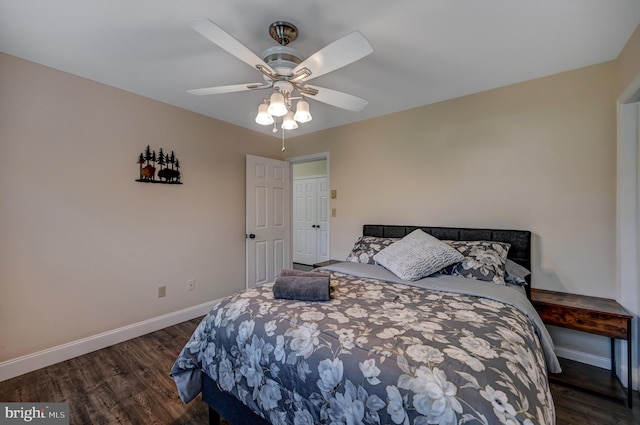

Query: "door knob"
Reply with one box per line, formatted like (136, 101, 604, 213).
(246, 233, 256, 239)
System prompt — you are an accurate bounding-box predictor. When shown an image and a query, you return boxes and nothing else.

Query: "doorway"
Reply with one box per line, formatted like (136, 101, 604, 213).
(245, 155, 290, 288)
(289, 152, 330, 267)
(616, 75, 640, 391)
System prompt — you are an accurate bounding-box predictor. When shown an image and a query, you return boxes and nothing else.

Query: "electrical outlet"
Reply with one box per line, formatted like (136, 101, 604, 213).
(188, 279, 195, 291)
(158, 285, 166, 298)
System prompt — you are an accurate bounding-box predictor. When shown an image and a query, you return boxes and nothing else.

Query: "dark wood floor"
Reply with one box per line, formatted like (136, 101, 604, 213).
(0, 317, 638, 425)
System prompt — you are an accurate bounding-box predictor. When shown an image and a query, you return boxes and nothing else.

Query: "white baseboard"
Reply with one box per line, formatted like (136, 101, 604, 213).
(555, 344, 639, 390)
(4, 307, 636, 391)
(554, 345, 610, 370)
(0, 300, 220, 382)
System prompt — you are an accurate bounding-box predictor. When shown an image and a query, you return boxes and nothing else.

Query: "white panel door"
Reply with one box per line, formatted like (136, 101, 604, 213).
(292, 177, 329, 264)
(293, 178, 317, 264)
(246, 155, 290, 288)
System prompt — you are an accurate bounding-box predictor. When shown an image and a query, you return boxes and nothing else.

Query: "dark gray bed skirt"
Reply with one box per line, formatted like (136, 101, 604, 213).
(202, 373, 270, 425)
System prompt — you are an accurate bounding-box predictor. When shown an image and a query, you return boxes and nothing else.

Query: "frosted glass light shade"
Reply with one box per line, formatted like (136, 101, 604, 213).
(255, 103, 274, 125)
(267, 91, 287, 116)
(293, 99, 312, 123)
(281, 111, 298, 130)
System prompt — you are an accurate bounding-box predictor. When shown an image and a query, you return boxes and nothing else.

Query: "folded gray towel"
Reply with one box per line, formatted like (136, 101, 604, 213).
(280, 268, 327, 278)
(273, 275, 330, 301)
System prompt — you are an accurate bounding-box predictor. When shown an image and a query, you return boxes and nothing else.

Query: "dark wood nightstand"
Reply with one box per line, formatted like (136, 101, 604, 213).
(312, 259, 342, 268)
(530, 288, 633, 408)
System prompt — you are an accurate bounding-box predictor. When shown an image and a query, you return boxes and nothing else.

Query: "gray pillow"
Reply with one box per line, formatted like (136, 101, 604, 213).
(373, 229, 464, 281)
(505, 259, 530, 278)
(345, 236, 399, 264)
(505, 259, 530, 286)
(446, 241, 511, 285)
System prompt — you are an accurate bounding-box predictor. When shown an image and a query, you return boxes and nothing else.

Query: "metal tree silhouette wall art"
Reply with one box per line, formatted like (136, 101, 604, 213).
(136, 145, 182, 184)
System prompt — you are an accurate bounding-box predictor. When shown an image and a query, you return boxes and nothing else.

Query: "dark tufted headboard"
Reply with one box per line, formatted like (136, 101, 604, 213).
(363, 225, 532, 298)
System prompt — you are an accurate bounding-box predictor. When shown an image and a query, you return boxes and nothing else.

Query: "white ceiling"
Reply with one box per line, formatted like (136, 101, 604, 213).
(1, 0, 639, 138)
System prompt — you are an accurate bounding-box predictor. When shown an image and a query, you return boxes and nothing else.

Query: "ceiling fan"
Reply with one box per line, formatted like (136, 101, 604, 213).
(187, 19, 374, 129)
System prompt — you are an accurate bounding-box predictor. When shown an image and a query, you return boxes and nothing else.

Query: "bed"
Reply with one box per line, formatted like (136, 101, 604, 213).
(171, 225, 560, 425)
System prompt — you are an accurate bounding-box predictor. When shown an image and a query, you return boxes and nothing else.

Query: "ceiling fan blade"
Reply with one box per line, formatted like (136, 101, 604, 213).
(304, 84, 368, 111)
(190, 19, 275, 75)
(293, 31, 373, 81)
(187, 82, 271, 96)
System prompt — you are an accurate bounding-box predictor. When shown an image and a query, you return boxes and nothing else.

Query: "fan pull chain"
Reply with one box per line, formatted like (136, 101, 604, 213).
(281, 128, 286, 152)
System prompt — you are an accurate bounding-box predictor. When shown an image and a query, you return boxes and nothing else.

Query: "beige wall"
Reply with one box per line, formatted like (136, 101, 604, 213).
(286, 61, 618, 299)
(2, 24, 637, 368)
(0, 53, 281, 362)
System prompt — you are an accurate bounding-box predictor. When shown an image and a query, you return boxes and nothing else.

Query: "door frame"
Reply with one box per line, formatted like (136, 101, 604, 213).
(616, 73, 640, 390)
(287, 151, 331, 265)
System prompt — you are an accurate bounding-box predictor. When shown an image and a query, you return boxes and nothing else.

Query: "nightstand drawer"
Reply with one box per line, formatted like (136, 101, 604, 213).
(534, 303, 629, 339)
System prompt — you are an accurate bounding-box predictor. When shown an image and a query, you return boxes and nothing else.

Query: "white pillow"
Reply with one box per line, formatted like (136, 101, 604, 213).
(373, 229, 464, 281)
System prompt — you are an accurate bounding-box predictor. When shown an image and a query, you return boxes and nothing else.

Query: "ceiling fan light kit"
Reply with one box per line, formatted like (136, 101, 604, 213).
(257, 80, 311, 127)
(189, 18, 373, 133)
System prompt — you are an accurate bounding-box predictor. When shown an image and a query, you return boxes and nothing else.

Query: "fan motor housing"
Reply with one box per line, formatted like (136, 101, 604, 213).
(261, 46, 302, 76)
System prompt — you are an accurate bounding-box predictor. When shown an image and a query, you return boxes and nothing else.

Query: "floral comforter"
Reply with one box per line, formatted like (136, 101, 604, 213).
(171, 263, 557, 425)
